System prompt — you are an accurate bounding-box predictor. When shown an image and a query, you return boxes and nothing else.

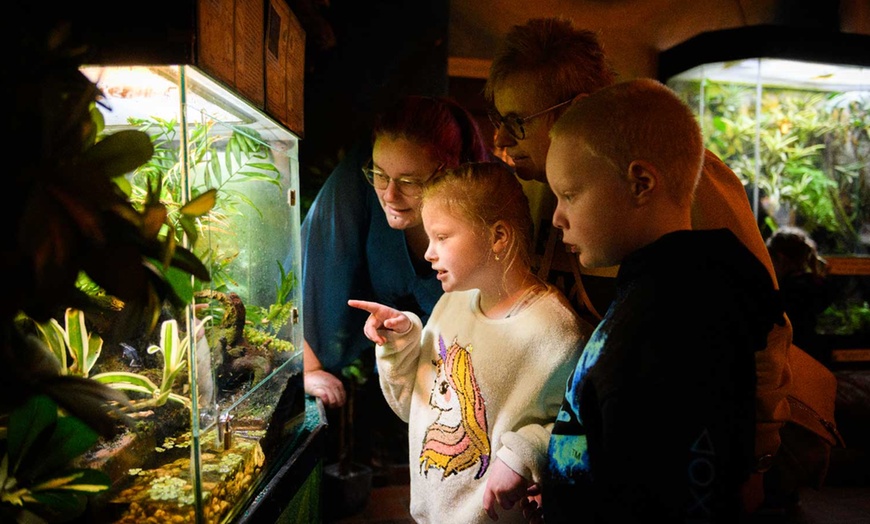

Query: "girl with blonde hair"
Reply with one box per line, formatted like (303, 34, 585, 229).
(350, 162, 592, 523)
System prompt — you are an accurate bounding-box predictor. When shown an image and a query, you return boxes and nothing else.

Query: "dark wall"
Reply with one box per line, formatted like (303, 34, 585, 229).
(773, 0, 842, 30)
(291, 0, 450, 213)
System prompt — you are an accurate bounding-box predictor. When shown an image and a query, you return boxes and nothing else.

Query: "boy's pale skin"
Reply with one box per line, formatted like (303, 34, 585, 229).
(349, 197, 543, 521)
(304, 136, 442, 408)
(541, 96, 769, 520)
(523, 125, 694, 524)
(547, 136, 692, 267)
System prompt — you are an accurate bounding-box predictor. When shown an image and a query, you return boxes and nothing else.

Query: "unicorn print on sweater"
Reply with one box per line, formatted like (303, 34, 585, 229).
(419, 335, 491, 480)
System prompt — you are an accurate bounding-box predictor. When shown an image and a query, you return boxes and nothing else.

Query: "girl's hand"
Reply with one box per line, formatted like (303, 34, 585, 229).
(347, 300, 411, 345)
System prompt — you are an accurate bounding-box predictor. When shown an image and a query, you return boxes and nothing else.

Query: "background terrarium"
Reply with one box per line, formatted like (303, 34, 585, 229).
(1, 4, 318, 524)
(74, 62, 304, 524)
(661, 26, 870, 365)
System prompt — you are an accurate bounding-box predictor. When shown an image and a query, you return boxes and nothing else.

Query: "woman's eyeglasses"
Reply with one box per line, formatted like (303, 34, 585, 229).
(361, 160, 444, 197)
(488, 97, 576, 140)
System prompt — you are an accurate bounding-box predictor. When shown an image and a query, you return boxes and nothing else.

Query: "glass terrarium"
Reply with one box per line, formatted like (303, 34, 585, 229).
(61, 64, 306, 523)
(663, 32, 870, 362)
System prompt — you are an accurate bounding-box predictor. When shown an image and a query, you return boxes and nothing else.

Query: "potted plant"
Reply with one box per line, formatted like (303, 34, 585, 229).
(322, 358, 373, 520)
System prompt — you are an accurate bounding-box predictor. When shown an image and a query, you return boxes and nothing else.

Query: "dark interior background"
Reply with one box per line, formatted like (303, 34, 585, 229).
(292, 0, 870, 215)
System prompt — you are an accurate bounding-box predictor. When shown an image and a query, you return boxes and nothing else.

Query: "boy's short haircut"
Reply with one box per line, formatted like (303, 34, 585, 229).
(551, 78, 705, 208)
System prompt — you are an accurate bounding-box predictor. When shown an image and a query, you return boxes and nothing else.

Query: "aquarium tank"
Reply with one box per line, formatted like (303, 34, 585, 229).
(0, 5, 317, 523)
(66, 64, 305, 523)
(661, 26, 870, 362)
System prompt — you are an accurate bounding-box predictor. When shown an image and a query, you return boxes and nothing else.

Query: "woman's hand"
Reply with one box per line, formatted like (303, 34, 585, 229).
(304, 368, 346, 408)
(347, 299, 411, 345)
(302, 339, 346, 408)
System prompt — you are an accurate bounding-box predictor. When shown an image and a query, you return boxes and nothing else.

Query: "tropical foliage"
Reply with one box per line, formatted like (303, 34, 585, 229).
(672, 79, 869, 255)
(2, 17, 212, 523)
(1, 396, 111, 523)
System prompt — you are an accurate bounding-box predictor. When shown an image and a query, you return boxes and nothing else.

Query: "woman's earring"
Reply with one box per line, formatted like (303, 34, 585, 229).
(494, 253, 501, 261)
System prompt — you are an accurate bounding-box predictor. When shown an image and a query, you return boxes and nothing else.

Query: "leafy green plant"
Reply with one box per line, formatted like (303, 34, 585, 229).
(245, 261, 297, 347)
(5, 17, 212, 438)
(0, 395, 110, 523)
(672, 78, 870, 339)
(92, 319, 193, 410)
(677, 79, 870, 254)
(30, 309, 103, 378)
(818, 301, 870, 336)
(25, 307, 194, 411)
(124, 116, 283, 292)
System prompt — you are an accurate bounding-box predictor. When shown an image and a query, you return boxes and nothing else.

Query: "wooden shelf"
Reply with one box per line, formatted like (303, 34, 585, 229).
(832, 348, 870, 363)
(824, 256, 870, 276)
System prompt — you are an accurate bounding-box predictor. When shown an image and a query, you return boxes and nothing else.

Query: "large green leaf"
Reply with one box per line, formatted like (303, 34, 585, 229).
(64, 308, 103, 378)
(91, 371, 160, 391)
(169, 247, 211, 282)
(81, 130, 154, 181)
(31, 468, 110, 494)
(28, 407, 98, 482)
(179, 188, 217, 217)
(153, 262, 196, 305)
(7, 396, 56, 476)
(28, 490, 88, 517)
(35, 320, 68, 373)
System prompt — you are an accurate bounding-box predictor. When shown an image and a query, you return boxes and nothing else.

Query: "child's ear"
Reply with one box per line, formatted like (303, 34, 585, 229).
(491, 221, 510, 253)
(627, 160, 657, 204)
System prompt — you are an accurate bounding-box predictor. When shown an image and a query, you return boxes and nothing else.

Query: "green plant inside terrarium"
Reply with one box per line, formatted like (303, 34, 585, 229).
(669, 66, 870, 339)
(671, 79, 869, 255)
(107, 114, 301, 382)
(121, 116, 286, 292)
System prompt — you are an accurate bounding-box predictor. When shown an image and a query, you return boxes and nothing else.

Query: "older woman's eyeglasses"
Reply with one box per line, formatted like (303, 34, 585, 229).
(488, 97, 576, 140)
(361, 160, 444, 197)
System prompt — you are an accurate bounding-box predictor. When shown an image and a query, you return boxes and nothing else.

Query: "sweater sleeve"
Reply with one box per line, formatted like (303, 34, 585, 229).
(496, 293, 591, 484)
(497, 424, 553, 483)
(375, 312, 424, 422)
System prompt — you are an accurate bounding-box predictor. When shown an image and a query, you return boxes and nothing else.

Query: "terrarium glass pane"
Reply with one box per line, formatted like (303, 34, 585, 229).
(667, 58, 870, 359)
(75, 64, 305, 523)
(667, 58, 869, 255)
